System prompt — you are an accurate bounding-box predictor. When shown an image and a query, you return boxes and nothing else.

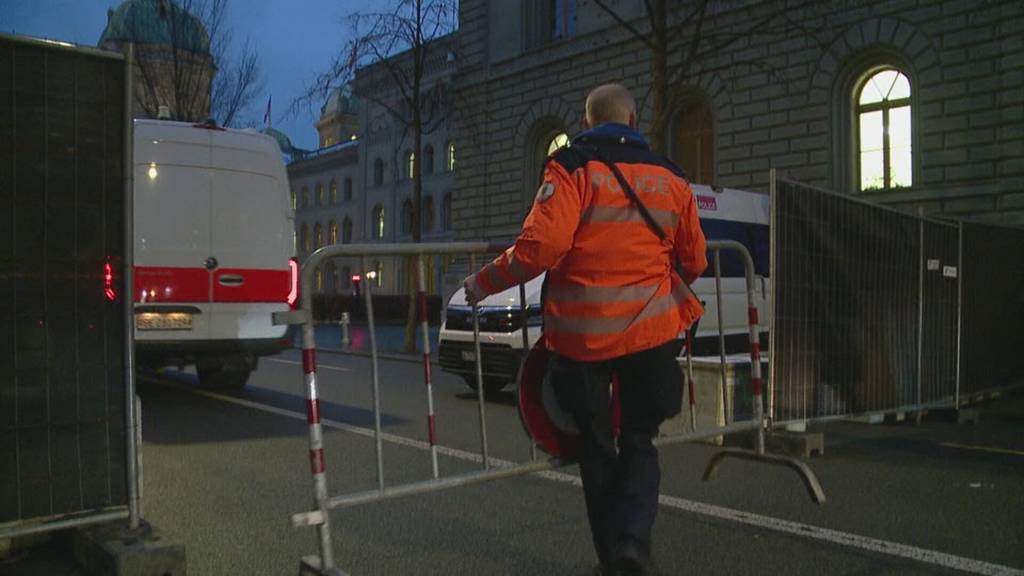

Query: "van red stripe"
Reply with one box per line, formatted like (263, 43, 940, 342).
(213, 268, 290, 303)
(133, 266, 290, 303)
(133, 266, 208, 302)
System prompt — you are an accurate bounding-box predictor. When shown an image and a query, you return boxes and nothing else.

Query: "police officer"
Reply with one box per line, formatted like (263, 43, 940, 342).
(464, 83, 707, 575)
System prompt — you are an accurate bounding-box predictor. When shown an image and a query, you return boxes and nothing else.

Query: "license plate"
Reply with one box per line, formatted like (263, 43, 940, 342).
(136, 312, 193, 331)
(461, 350, 477, 362)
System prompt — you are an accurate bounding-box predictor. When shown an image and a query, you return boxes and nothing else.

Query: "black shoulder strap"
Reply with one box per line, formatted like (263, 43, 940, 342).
(573, 143, 703, 310)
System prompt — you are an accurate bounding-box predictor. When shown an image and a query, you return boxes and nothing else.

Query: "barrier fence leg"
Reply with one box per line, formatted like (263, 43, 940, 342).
(686, 329, 697, 432)
(362, 256, 386, 492)
(470, 252, 490, 470)
(299, 322, 340, 575)
(714, 249, 729, 425)
(417, 255, 440, 478)
(701, 242, 826, 505)
(518, 282, 538, 462)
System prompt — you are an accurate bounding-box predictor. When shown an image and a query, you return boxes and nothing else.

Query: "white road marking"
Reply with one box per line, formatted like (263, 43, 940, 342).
(265, 358, 352, 372)
(161, 380, 1024, 576)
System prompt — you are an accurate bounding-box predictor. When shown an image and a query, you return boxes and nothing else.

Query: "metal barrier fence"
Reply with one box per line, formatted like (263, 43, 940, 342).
(769, 172, 1022, 426)
(274, 240, 823, 576)
(0, 35, 140, 539)
(959, 222, 1024, 400)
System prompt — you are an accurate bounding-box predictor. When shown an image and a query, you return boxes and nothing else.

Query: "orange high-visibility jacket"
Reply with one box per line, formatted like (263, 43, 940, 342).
(472, 124, 707, 361)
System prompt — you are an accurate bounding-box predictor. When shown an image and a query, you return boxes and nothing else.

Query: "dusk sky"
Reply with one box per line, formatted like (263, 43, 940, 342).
(3, 0, 382, 150)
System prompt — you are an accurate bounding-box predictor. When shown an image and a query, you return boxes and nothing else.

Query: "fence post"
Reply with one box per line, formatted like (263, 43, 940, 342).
(362, 256, 386, 492)
(469, 253, 490, 469)
(339, 312, 350, 348)
(714, 249, 729, 425)
(417, 254, 440, 478)
(916, 211, 925, 423)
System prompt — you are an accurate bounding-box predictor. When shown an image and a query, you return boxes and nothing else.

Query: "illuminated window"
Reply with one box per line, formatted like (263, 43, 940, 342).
(374, 260, 383, 288)
(316, 183, 325, 206)
(422, 195, 435, 233)
(314, 223, 324, 248)
(314, 266, 324, 292)
(407, 150, 416, 180)
(329, 180, 338, 205)
(547, 132, 569, 156)
(373, 204, 385, 239)
(424, 145, 435, 175)
(374, 158, 384, 186)
(442, 192, 452, 231)
(447, 141, 455, 171)
(342, 217, 353, 243)
(290, 189, 296, 211)
(401, 198, 414, 235)
(344, 177, 353, 201)
(857, 68, 912, 191)
(328, 220, 338, 245)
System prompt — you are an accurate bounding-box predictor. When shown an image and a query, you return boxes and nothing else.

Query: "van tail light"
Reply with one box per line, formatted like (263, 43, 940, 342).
(104, 260, 117, 302)
(287, 258, 300, 309)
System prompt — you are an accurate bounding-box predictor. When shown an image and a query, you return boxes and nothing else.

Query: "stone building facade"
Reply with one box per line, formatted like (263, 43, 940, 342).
(287, 34, 458, 296)
(453, 0, 1024, 243)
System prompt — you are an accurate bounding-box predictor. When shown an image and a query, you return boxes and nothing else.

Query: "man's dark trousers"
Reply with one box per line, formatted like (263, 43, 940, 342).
(550, 339, 684, 567)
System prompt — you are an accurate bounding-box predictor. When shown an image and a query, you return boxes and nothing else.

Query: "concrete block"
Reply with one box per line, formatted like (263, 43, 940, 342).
(71, 520, 186, 576)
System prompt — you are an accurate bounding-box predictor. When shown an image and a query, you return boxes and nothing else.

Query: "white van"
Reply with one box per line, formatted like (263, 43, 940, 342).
(132, 119, 298, 388)
(438, 184, 770, 394)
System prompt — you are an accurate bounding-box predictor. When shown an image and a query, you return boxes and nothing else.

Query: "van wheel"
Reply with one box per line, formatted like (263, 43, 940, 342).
(462, 375, 507, 397)
(197, 364, 251, 390)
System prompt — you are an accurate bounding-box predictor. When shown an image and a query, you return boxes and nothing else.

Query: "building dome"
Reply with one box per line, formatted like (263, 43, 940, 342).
(261, 127, 295, 153)
(320, 85, 359, 117)
(99, 0, 210, 54)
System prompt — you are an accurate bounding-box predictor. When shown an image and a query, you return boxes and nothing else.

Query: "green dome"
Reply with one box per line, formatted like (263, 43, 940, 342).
(261, 127, 295, 153)
(321, 85, 359, 117)
(99, 0, 210, 54)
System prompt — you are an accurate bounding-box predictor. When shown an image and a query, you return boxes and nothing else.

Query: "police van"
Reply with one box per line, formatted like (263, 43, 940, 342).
(437, 184, 770, 395)
(132, 119, 298, 388)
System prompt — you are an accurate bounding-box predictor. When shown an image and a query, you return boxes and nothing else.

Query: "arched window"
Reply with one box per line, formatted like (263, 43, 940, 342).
(672, 97, 715, 185)
(301, 187, 309, 209)
(373, 260, 383, 288)
(314, 223, 324, 248)
(406, 150, 416, 180)
(372, 204, 385, 239)
(329, 179, 338, 205)
(316, 183, 325, 207)
(342, 217, 353, 243)
(341, 265, 352, 290)
(857, 68, 912, 191)
(547, 132, 570, 156)
(446, 141, 455, 171)
(314, 266, 324, 292)
(373, 158, 384, 187)
(442, 192, 452, 231)
(325, 262, 337, 293)
(344, 177, 353, 202)
(424, 144, 435, 175)
(422, 195, 435, 234)
(328, 220, 338, 245)
(401, 198, 414, 235)
(300, 223, 310, 254)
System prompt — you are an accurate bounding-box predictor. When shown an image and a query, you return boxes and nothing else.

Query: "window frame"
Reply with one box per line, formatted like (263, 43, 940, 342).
(855, 67, 913, 192)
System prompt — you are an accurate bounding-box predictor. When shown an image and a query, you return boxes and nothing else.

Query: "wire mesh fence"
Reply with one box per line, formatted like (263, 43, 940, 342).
(769, 176, 960, 424)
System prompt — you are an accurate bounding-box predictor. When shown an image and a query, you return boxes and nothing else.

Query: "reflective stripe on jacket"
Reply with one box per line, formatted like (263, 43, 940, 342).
(473, 124, 707, 361)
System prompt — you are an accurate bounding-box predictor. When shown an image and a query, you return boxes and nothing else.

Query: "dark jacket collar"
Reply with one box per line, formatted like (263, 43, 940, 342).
(572, 123, 649, 149)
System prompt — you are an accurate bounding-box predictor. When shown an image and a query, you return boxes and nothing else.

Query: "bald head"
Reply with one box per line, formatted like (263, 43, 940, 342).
(584, 84, 637, 129)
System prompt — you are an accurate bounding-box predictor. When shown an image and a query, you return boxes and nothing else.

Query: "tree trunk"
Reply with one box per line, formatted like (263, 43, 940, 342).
(402, 0, 426, 354)
(649, 0, 669, 154)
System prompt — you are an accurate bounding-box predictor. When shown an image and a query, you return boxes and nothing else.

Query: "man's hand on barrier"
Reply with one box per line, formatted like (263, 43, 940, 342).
(463, 275, 484, 306)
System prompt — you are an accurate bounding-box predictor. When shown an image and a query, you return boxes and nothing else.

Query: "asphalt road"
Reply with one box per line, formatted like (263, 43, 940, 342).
(5, 347, 1022, 575)
(129, 348, 1024, 576)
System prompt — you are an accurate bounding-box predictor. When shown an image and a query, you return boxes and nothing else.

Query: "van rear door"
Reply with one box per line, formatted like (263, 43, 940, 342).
(133, 123, 213, 341)
(207, 131, 291, 341)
